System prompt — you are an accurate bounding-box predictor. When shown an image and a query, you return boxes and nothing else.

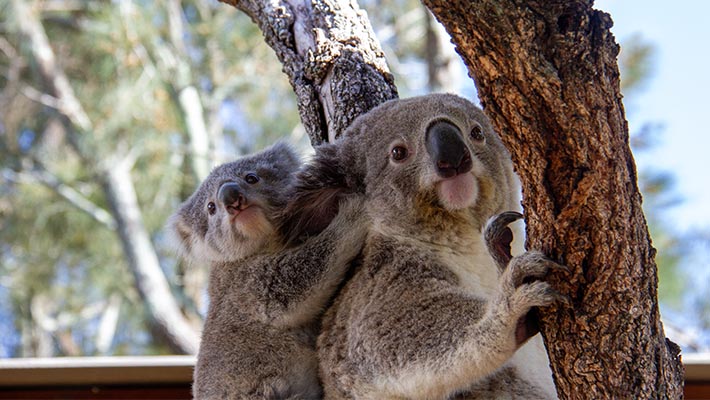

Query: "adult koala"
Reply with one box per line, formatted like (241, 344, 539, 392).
(283, 94, 564, 399)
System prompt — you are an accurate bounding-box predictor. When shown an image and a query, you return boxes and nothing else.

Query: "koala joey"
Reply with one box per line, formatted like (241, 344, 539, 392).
(286, 94, 565, 399)
(169, 142, 368, 399)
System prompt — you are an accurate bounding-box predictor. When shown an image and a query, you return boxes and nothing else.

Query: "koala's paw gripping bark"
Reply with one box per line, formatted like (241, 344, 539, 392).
(498, 251, 569, 345)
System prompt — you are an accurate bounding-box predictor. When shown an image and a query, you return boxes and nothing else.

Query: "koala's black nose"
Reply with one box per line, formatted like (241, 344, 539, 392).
(217, 182, 247, 214)
(426, 120, 472, 178)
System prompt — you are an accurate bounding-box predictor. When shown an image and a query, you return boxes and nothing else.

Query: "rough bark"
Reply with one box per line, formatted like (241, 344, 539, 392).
(219, 0, 398, 143)
(422, 0, 684, 398)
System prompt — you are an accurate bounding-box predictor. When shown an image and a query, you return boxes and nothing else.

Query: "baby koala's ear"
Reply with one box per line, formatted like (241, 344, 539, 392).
(165, 200, 200, 263)
(261, 141, 302, 176)
(278, 141, 357, 244)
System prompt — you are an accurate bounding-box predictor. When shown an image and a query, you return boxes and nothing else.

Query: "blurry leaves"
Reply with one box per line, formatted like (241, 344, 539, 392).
(619, 33, 655, 96)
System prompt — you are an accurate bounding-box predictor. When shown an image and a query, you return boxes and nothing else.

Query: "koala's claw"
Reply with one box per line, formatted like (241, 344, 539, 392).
(507, 251, 567, 288)
(486, 211, 523, 230)
(484, 211, 523, 271)
(553, 292, 572, 308)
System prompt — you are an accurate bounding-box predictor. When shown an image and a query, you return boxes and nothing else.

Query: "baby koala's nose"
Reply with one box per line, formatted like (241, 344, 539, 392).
(218, 182, 247, 214)
(426, 120, 473, 178)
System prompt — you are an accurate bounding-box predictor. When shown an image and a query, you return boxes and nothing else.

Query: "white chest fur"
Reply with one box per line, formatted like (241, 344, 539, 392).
(436, 229, 558, 399)
(437, 237, 499, 298)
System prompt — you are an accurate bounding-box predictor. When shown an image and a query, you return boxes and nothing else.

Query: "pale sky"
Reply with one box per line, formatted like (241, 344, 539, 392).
(595, 0, 710, 232)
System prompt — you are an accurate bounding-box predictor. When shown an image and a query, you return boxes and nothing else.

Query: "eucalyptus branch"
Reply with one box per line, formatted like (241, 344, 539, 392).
(3, 161, 117, 230)
(220, 0, 397, 144)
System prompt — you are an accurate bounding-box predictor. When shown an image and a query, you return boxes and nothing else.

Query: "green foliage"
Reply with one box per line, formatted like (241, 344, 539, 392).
(619, 33, 655, 96)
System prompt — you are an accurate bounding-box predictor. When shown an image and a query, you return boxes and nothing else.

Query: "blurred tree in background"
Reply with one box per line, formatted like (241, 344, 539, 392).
(0, 0, 706, 357)
(0, 0, 456, 357)
(619, 34, 686, 306)
(0, 0, 301, 356)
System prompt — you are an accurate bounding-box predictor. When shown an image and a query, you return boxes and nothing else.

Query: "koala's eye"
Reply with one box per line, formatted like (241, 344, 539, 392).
(391, 146, 409, 162)
(207, 202, 216, 215)
(470, 125, 485, 142)
(245, 173, 260, 184)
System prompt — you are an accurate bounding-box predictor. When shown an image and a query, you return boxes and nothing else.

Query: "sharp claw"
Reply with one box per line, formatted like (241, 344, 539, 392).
(485, 211, 524, 271)
(552, 293, 571, 307)
(546, 260, 570, 274)
(490, 211, 523, 227)
(484, 211, 523, 239)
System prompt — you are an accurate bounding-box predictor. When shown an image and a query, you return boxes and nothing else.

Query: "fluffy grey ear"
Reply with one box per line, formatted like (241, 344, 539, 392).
(278, 142, 359, 244)
(165, 203, 200, 263)
(258, 141, 302, 174)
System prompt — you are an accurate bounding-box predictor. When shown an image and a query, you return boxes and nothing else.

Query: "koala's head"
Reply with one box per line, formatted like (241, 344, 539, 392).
(169, 142, 301, 264)
(282, 94, 520, 242)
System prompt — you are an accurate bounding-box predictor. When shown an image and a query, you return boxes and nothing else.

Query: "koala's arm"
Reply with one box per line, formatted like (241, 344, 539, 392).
(338, 253, 564, 399)
(245, 197, 367, 327)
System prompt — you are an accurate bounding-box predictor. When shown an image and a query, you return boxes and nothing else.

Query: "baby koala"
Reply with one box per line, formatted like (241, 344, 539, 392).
(169, 142, 367, 399)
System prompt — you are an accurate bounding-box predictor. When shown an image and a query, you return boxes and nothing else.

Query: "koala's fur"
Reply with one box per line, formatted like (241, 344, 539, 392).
(169, 142, 367, 399)
(287, 94, 562, 399)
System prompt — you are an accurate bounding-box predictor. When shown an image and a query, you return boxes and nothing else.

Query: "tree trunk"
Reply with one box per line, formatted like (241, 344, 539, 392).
(219, 0, 398, 143)
(422, 0, 684, 398)
(423, 7, 460, 93)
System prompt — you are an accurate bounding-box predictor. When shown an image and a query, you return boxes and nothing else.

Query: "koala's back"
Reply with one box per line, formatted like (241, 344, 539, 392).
(451, 367, 549, 399)
(194, 263, 321, 400)
(195, 321, 319, 400)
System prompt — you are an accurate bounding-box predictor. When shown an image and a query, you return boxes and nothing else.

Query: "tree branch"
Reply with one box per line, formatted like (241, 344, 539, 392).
(118, 0, 212, 181)
(11, 0, 92, 133)
(164, 0, 212, 180)
(4, 160, 117, 230)
(220, 0, 398, 144)
(101, 159, 199, 354)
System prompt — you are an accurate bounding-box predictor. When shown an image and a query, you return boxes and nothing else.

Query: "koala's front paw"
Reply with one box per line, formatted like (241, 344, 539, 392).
(501, 251, 569, 346)
(507, 251, 567, 289)
(497, 251, 568, 342)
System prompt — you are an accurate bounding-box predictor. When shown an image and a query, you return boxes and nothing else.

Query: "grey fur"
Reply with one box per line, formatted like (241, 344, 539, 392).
(289, 94, 562, 399)
(168, 142, 368, 399)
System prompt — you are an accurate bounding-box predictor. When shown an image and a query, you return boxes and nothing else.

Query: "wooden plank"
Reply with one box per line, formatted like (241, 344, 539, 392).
(0, 354, 709, 398)
(0, 385, 191, 399)
(0, 356, 194, 386)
